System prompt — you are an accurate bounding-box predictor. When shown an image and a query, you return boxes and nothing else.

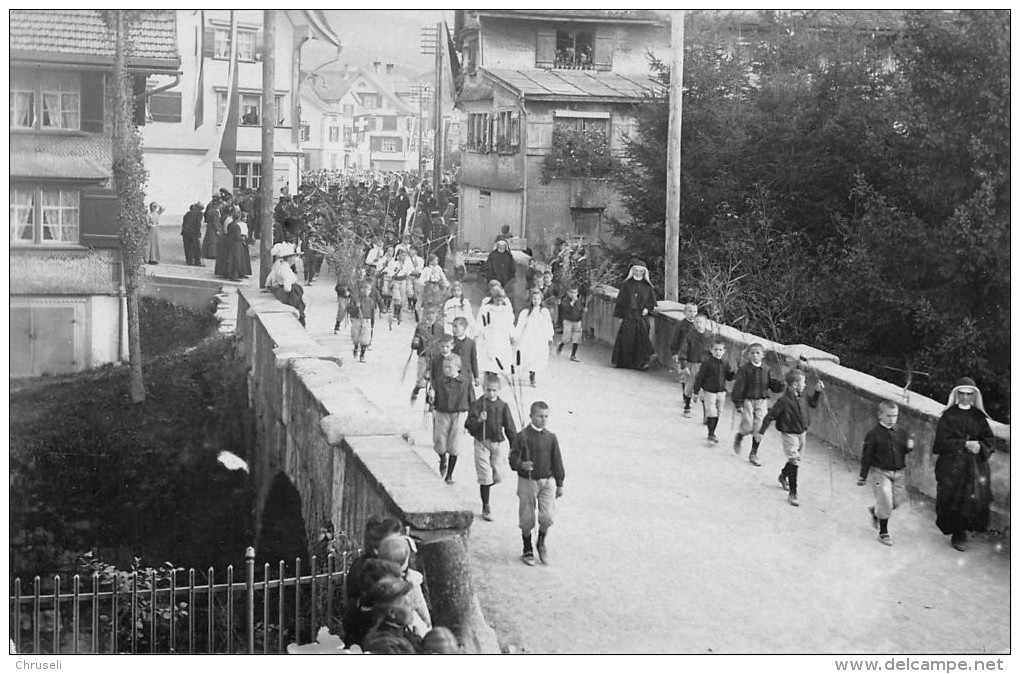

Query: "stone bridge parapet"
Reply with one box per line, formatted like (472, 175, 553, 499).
(584, 285, 1010, 533)
(235, 286, 498, 653)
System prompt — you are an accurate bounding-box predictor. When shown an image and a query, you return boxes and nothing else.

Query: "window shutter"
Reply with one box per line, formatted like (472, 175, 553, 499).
(80, 188, 120, 249)
(394, 137, 403, 153)
(149, 91, 183, 123)
(370, 136, 382, 151)
(80, 72, 105, 133)
(536, 30, 556, 68)
(594, 31, 614, 71)
(202, 26, 216, 58)
(254, 30, 264, 61)
(132, 76, 147, 126)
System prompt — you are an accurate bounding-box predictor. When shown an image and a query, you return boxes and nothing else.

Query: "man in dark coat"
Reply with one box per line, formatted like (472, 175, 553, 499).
(428, 213, 450, 269)
(611, 260, 658, 370)
(394, 187, 411, 232)
(933, 377, 996, 552)
(181, 202, 205, 266)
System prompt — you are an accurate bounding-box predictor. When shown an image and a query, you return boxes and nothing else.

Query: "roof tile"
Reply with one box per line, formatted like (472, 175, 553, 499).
(10, 10, 179, 65)
(10, 133, 112, 180)
(484, 67, 655, 101)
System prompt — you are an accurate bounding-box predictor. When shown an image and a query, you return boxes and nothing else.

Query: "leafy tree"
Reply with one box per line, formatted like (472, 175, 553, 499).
(614, 10, 1009, 418)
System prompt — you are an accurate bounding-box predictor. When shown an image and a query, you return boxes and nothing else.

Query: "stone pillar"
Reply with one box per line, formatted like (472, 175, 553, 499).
(415, 529, 499, 654)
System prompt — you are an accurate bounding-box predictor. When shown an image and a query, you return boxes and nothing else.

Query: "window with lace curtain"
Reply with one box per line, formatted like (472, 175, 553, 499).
(10, 70, 80, 130)
(10, 186, 80, 245)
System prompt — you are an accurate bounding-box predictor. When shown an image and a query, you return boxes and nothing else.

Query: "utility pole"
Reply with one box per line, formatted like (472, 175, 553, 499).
(259, 10, 276, 287)
(411, 83, 430, 182)
(664, 10, 685, 302)
(421, 24, 442, 197)
(432, 21, 443, 198)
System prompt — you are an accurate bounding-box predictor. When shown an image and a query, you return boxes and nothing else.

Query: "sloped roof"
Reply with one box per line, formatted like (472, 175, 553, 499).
(10, 10, 180, 71)
(476, 10, 666, 25)
(10, 133, 111, 180)
(314, 68, 414, 114)
(483, 67, 656, 102)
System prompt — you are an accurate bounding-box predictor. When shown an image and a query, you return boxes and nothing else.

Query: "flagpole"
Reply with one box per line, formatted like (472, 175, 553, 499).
(260, 10, 276, 287)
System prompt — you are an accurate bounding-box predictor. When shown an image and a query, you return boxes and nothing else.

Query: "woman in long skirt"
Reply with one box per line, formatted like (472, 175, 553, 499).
(201, 196, 221, 259)
(611, 260, 658, 370)
(933, 377, 996, 552)
(146, 202, 163, 264)
(513, 286, 554, 386)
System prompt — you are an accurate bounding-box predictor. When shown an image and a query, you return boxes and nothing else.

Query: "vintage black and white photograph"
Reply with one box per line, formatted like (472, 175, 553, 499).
(8, 8, 1010, 663)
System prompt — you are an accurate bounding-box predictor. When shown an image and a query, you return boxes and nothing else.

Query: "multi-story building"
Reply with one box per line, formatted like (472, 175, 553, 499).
(453, 10, 670, 253)
(141, 10, 339, 221)
(10, 10, 181, 376)
(299, 81, 353, 172)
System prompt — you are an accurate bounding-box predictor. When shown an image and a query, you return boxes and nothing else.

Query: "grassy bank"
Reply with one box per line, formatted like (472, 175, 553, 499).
(10, 300, 254, 580)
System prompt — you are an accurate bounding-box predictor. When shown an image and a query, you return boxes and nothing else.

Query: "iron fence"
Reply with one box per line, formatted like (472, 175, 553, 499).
(10, 547, 356, 654)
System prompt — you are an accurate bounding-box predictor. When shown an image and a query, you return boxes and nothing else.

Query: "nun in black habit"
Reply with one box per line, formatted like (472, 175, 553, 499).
(611, 260, 658, 370)
(932, 377, 996, 552)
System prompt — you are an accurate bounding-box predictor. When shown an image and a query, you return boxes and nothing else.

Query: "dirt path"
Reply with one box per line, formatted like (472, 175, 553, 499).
(201, 254, 1008, 655)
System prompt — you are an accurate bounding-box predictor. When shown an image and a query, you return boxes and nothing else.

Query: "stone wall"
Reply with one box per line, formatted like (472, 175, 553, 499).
(235, 287, 499, 653)
(584, 286, 1011, 532)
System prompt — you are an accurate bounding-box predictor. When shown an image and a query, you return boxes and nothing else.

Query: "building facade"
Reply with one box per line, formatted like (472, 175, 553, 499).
(138, 10, 302, 222)
(10, 10, 181, 376)
(453, 10, 670, 254)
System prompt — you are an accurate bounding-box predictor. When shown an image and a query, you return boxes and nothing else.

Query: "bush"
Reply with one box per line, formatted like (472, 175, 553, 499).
(139, 297, 220, 358)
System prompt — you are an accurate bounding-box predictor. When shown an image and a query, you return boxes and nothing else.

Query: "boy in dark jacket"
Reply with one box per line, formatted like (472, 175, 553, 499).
(451, 317, 480, 386)
(692, 340, 736, 443)
(464, 374, 518, 521)
(556, 286, 585, 362)
(509, 401, 565, 566)
(427, 354, 476, 484)
(410, 308, 442, 403)
(757, 369, 825, 506)
(731, 343, 786, 466)
(858, 400, 914, 546)
(674, 314, 712, 418)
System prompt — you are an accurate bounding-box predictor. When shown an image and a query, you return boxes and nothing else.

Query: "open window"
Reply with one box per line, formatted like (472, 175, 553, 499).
(537, 27, 613, 71)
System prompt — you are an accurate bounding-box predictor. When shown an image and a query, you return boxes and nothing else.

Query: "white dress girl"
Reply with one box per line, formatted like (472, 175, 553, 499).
(513, 295, 554, 385)
(476, 292, 516, 376)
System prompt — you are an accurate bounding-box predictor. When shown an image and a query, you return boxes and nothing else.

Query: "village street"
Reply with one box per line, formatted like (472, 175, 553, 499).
(271, 263, 1009, 655)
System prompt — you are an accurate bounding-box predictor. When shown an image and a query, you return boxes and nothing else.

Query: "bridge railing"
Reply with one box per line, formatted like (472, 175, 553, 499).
(9, 548, 356, 655)
(583, 284, 1011, 532)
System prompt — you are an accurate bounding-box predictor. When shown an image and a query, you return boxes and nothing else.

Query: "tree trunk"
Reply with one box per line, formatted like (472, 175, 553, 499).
(112, 10, 147, 403)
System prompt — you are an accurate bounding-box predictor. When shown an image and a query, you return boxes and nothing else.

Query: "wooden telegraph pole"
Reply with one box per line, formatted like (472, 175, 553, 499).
(664, 10, 685, 302)
(432, 21, 443, 198)
(259, 10, 276, 287)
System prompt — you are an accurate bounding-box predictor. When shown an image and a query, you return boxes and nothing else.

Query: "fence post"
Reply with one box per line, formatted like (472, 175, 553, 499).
(245, 547, 255, 654)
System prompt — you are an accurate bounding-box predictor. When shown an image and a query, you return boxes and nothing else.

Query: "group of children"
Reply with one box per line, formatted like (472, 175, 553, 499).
(673, 303, 912, 545)
(342, 516, 460, 653)
(403, 277, 569, 565)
